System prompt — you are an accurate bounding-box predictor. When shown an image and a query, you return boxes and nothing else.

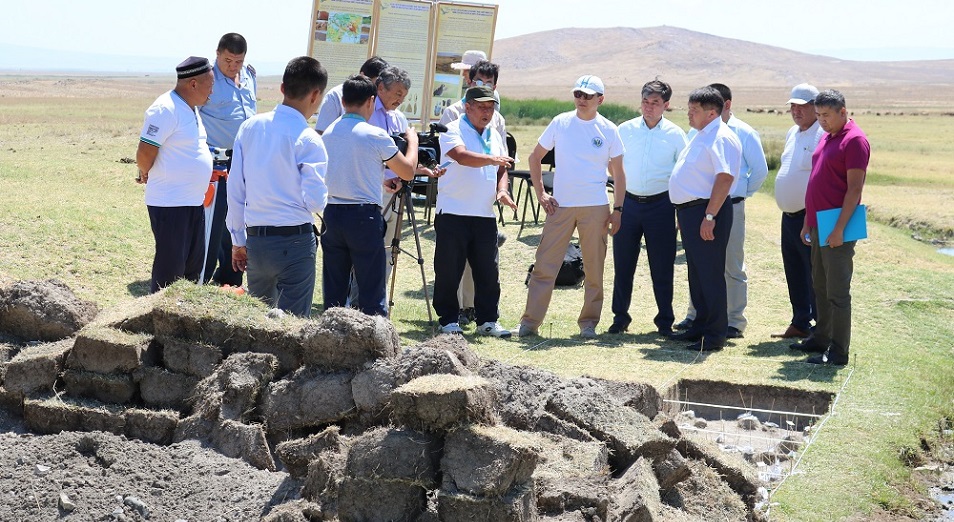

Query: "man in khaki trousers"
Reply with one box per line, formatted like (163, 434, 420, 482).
(517, 75, 626, 339)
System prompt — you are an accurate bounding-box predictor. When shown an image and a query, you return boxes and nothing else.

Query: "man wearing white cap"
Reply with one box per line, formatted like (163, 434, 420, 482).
(517, 75, 626, 339)
(774, 83, 824, 341)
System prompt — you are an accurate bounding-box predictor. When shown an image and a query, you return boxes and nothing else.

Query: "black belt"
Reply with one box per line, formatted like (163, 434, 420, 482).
(674, 198, 709, 210)
(731, 196, 745, 204)
(625, 191, 669, 204)
(246, 223, 312, 237)
(784, 209, 806, 218)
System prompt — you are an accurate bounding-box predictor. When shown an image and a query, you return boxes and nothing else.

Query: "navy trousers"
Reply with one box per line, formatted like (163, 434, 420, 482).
(781, 211, 816, 330)
(321, 204, 388, 316)
(433, 213, 500, 327)
(204, 178, 244, 286)
(148, 205, 205, 293)
(677, 199, 733, 346)
(611, 194, 677, 332)
(246, 230, 318, 317)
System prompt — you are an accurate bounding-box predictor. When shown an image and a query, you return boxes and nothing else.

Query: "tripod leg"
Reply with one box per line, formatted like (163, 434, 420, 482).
(387, 192, 405, 318)
(403, 188, 435, 332)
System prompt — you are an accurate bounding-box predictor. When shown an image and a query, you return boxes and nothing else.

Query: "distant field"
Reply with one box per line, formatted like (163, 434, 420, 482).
(1, 75, 953, 520)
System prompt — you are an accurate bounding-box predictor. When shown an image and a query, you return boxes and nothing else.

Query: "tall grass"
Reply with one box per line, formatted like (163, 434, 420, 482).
(499, 96, 637, 125)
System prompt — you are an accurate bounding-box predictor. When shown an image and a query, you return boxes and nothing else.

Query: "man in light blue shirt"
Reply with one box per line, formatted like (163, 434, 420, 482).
(676, 83, 768, 339)
(314, 56, 388, 135)
(321, 75, 418, 316)
(199, 33, 257, 288)
(609, 80, 687, 336)
(226, 57, 328, 317)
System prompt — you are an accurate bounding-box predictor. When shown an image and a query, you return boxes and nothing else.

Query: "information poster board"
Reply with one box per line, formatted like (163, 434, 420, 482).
(431, 2, 498, 118)
(308, 0, 375, 89)
(371, 0, 435, 122)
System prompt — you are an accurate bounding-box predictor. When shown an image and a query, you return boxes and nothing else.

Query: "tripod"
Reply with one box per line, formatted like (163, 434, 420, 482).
(384, 178, 435, 330)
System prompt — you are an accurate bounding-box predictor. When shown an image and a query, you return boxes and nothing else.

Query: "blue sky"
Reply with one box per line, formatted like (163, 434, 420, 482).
(0, 0, 950, 73)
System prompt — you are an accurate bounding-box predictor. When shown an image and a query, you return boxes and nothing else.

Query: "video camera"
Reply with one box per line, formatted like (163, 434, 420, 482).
(391, 122, 447, 169)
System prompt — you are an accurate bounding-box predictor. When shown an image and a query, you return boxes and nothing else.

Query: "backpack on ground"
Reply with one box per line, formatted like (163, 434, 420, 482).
(525, 243, 585, 287)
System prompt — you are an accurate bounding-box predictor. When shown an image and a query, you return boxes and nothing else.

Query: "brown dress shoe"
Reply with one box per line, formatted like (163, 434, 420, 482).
(771, 325, 810, 339)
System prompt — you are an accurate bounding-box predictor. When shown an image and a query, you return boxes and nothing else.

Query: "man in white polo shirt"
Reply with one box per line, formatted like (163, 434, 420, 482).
(517, 75, 626, 339)
(434, 85, 516, 336)
(774, 83, 824, 341)
(668, 86, 742, 352)
(609, 79, 687, 336)
(136, 56, 215, 293)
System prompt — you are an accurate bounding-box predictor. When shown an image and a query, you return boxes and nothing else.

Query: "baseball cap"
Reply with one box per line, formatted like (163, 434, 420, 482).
(451, 50, 487, 71)
(788, 83, 819, 105)
(572, 75, 604, 96)
(465, 85, 496, 103)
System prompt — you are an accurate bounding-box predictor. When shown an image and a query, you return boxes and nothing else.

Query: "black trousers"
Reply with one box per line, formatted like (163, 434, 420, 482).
(433, 213, 500, 326)
(203, 177, 243, 286)
(781, 211, 816, 330)
(677, 199, 733, 345)
(148, 205, 205, 293)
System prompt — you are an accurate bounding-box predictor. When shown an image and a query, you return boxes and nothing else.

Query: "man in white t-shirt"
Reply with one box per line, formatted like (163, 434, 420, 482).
(434, 85, 516, 337)
(774, 83, 824, 341)
(517, 75, 626, 339)
(136, 56, 215, 293)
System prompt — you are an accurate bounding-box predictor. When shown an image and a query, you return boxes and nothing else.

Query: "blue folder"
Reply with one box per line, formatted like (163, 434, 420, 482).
(817, 205, 867, 247)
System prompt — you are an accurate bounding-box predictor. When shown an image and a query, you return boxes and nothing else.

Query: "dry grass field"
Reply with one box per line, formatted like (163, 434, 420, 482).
(1, 73, 953, 520)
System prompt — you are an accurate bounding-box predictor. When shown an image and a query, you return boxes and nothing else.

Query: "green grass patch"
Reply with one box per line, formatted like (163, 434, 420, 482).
(499, 96, 637, 125)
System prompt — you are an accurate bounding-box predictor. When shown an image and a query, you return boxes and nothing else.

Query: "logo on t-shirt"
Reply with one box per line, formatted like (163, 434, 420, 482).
(592, 137, 604, 148)
(146, 124, 159, 137)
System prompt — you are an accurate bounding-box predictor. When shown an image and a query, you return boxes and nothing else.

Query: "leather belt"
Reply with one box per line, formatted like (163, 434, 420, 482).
(625, 191, 669, 204)
(674, 198, 709, 210)
(784, 209, 806, 218)
(246, 223, 312, 237)
(731, 196, 745, 204)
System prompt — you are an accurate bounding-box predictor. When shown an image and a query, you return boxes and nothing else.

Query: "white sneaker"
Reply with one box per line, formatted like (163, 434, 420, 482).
(477, 321, 512, 338)
(441, 322, 464, 335)
(580, 326, 598, 339)
(514, 323, 538, 338)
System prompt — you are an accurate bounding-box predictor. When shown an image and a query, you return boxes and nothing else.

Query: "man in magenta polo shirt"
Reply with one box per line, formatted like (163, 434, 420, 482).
(795, 89, 870, 365)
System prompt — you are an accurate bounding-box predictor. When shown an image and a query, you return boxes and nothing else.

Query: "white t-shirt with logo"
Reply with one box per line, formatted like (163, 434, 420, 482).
(139, 90, 213, 207)
(538, 111, 624, 207)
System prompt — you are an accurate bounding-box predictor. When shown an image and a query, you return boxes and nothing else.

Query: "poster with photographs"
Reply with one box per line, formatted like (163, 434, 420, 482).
(372, 0, 435, 122)
(432, 1, 497, 113)
(309, 0, 375, 89)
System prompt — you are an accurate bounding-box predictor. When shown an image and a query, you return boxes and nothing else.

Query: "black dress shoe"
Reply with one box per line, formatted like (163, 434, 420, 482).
(657, 328, 674, 337)
(790, 338, 826, 353)
(607, 321, 630, 334)
(806, 349, 848, 366)
(670, 330, 702, 342)
(673, 318, 693, 331)
(726, 327, 743, 339)
(686, 340, 724, 352)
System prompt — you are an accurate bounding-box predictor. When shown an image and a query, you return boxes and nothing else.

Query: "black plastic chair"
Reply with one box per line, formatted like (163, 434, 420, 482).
(513, 148, 555, 238)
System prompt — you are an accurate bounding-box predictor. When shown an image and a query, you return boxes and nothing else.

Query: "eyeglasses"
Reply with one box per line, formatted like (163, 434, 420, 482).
(573, 90, 598, 100)
(473, 79, 495, 88)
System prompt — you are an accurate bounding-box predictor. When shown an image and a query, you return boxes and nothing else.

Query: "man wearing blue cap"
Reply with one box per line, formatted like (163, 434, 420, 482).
(136, 56, 215, 293)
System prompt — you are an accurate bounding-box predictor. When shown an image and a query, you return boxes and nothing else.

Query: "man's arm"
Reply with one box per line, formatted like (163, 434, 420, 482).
(226, 140, 248, 272)
(700, 173, 734, 241)
(445, 144, 512, 169)
(606, 155, 626, 235)
(825, 168, 865, 248)
(529, 143, 558, 214)
(743, 131, 769, 196)
(135, 142, 159, 184)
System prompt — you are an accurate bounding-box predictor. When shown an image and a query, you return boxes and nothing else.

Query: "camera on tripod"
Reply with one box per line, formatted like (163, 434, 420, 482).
(391, 122, 447, 169)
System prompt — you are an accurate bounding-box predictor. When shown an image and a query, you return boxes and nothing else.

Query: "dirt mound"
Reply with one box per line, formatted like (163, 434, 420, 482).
(0, 279, 769, 520)
(0, 279, 98, 341)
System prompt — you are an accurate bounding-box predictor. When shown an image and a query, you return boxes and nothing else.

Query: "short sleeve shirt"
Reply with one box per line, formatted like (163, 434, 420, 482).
(539, 111, 625, 207)
(436, 117, 505, 218)
(668, 117, 741, 205)
(775, 120, 824, 213)
(323, 114, 400, 207)
(199, 62, 257, 148)
(805, 119, 870, 228)
(140, 90, 213, 207)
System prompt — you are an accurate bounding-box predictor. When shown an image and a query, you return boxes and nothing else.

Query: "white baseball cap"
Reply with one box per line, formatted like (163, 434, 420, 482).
(572, 75, 604, 96)
(788, 83, 819, 105)
(451, 50, 487, 71)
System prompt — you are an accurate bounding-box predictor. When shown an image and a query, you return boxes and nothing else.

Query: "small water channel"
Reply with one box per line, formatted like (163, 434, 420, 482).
(939, 248, 954, 257)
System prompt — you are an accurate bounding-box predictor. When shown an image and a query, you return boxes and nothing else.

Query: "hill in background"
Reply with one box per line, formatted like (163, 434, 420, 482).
(493, 26, 954, 109)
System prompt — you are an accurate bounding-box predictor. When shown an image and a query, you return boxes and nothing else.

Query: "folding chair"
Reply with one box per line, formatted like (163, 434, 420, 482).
(515, 148, 555, 238)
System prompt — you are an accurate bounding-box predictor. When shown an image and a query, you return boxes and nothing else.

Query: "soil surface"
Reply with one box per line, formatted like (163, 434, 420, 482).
(0, 409, 299, 521)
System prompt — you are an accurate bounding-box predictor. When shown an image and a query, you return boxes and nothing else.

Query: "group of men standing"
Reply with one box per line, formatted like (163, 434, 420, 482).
(136, 35, 869, 366)
(513, 76, 868, 367)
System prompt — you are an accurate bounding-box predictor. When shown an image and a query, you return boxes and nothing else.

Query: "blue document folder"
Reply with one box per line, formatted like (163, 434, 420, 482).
(817, 205, 867, 247)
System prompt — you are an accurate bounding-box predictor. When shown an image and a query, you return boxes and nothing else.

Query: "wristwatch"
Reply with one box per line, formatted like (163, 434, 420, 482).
(705, 213, 715, 221)
(613, 206, 623, 213)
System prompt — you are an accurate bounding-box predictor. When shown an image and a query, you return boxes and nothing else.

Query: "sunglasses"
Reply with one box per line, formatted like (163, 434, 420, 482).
(573, 90, 598, 100)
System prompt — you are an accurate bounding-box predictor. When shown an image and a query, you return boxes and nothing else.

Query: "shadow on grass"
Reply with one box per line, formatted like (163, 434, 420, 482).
(398, 319, 439, 342)
(126, 279, 150, 297)
(742, 339, 794, 358)
(772, 358, 843, 383)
